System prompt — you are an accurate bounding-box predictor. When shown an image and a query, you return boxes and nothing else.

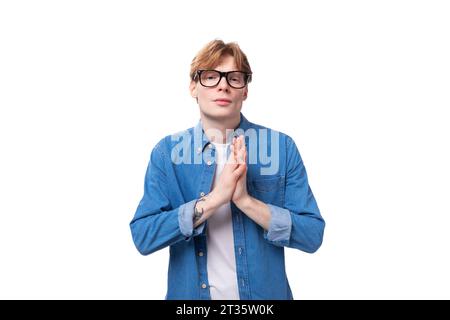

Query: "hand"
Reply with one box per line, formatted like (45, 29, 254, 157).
(232, 135, 250, 206)
(210, 137, 246, 206)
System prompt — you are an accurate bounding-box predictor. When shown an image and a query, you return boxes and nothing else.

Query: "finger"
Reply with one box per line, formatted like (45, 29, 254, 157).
(237, 142, 246, 163)
(241, 137, 245, 156)
(235, 146, 242, 164)
(233, 162, 247, 178)
(239, 149, 245, 164)
(228, 144, 236, 164)
(233, 137, 238, 158)
(224, 160, 238, 172)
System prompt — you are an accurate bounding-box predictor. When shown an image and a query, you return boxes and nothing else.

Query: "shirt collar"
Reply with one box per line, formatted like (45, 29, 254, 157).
(193, 112, 251, 152)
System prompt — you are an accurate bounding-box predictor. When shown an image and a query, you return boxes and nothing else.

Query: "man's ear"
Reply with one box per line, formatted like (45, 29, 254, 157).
(189, 81, 198, 99)
(242, 87, 248, 101)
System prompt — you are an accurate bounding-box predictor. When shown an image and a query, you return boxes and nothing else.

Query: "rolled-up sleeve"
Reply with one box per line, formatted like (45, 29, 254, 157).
(178, 199, 206, 239)
(264, 204, 292, 246)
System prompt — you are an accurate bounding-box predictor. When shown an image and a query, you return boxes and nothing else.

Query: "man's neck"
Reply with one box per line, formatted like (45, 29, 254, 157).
(200, 114, 241, 144)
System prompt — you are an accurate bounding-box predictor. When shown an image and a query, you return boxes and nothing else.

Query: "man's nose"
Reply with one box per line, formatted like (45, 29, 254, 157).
(217, 76, 230, 91)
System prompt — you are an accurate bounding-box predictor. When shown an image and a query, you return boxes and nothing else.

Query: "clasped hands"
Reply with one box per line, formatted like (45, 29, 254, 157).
(193, 135, 250, 226)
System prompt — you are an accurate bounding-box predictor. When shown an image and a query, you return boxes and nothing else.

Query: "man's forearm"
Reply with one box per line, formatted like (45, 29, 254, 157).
(234, 195, 271, 231)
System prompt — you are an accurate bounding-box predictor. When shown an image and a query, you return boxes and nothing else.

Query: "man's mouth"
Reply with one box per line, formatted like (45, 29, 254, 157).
(214, 99, 232, 106)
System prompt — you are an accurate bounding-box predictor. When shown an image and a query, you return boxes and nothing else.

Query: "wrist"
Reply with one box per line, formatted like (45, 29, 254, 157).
(207, 190, 226, 208)
(234, 194, 253, 210)
(193, 191, 222, 227)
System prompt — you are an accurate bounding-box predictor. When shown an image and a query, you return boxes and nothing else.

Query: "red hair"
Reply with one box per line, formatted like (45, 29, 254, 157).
(190, 40, 252, 81)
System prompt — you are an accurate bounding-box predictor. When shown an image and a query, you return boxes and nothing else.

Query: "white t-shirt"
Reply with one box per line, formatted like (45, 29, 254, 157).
(206, 142, 240, 300)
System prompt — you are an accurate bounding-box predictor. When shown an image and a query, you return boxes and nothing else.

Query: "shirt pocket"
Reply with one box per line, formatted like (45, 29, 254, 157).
(248, 175, 285, 207)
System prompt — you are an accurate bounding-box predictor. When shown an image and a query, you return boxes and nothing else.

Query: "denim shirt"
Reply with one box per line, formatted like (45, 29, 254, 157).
(130, 114, 325, 300)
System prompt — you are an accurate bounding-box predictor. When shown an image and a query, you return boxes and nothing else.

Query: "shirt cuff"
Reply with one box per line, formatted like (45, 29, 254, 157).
(264, 204, 292, 246)
(178, 199, 206, 240)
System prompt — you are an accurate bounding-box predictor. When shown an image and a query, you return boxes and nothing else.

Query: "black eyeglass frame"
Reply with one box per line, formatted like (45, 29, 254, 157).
(194, 70, 252, 89)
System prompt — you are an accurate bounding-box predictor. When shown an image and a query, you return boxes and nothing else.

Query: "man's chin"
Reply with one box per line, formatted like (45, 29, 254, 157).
(201, 106, 240, 120)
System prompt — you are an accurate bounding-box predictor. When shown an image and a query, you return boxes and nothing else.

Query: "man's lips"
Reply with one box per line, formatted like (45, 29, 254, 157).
(214, 99, 232, 106)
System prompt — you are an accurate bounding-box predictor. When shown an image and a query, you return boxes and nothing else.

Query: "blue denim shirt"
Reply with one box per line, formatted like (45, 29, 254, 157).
(130, 114, 325, 299)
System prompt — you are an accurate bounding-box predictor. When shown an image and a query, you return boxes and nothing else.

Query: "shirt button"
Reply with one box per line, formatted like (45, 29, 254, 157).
(200, 192, 205, 197)
(207, 160, 212, 166)
(197, 147, 202, 154)
(238, 248, 242, 255)
(201, 283, 207, 289)
(198, 251, 204, 257)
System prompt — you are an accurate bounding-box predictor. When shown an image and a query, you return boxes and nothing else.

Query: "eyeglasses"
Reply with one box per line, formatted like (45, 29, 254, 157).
(195, 70, 252, 89)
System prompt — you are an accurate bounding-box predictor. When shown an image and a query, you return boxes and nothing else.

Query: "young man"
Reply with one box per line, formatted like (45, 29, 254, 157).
(130, 40, 325, 300)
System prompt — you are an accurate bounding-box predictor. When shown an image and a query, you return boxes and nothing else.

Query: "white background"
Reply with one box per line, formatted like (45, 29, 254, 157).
(1, 1, 449, 299)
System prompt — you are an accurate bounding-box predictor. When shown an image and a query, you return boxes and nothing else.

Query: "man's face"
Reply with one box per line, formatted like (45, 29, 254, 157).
(190, 55, 248, 122)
